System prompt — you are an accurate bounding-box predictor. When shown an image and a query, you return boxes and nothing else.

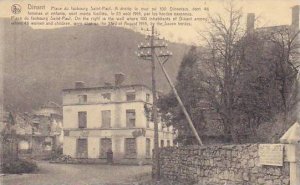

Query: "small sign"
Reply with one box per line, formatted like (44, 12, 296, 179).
(259, 144, 284, 166)
(80, 130, 89, 137)
(132, 129, 146, 138)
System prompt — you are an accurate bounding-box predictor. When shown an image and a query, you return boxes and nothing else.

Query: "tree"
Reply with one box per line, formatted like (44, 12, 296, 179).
(1, 112, 19, 161)
(158, 3, 300, 144)
(198, 3, 245, 142)
(265, 27, 300, 118)
(158, 46, 207, 144)
(233, 32, 282, 141)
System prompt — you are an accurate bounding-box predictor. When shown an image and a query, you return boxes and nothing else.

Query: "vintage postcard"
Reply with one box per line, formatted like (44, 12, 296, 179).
(0, 0, 299, 185)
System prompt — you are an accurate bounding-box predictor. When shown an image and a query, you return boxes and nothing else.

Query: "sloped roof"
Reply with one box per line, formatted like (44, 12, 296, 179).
(41, 101, 61, 108)
(280, 121, 300, 144)
(255, 25, 290, 33)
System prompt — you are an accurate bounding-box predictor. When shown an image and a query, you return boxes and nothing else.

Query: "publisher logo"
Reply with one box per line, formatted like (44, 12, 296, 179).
(11, 4, 21, 14)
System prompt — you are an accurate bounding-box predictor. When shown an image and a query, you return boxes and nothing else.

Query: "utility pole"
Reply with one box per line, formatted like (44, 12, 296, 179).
(136, 24, 166, 181)
(136, 25, 203, 181)
(150, 24, 160, 181)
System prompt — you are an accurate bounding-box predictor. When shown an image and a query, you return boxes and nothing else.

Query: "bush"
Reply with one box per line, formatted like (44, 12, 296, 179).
(2, 159, 37, 174)
(50, 147, 63, 160)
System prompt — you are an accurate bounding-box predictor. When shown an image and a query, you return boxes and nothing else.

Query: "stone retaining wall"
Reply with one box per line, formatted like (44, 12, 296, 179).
(154, 144, 290, 185)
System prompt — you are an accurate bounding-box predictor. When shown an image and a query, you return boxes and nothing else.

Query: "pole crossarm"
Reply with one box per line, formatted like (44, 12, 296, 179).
(135, 25, 204, 181)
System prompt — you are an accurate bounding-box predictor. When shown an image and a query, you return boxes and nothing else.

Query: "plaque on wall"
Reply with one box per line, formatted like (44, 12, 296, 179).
(259, 144, 284, 166)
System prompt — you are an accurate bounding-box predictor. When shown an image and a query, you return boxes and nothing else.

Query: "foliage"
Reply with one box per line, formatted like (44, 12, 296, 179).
(264, 27, 300, 117)
(158, 3, 299, 144)
(1, 112, 19, 160)
(144, 103, 153, 122)
(2, 159, 37, 174)
(257, 113, 295, 143)
(196, 3, 248, 142)
(50, 147, 63, 160)
(158, 46, 208, 144)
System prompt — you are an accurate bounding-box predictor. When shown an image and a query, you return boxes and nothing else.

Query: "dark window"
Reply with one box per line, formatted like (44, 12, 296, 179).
(146, 138, 151, 157)
(78, 95, 87, 104)
(126, 92, 136, 101)
(99, 138, 112, 158)
(101, 93, 111, 101)
(146, 93, 150, 102)
(126, 110, 136, 127)
(101, 110, 111, 128)
(78, 112, 87, 128)
(160, 140, 164, 148)
(124, 138, 137, 158)
(167, 140, 170, 147)
(76, 138, 88, 158)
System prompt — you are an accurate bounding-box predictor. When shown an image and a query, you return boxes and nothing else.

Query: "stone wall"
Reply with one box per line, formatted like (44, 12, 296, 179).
(154, 144, 290, 185)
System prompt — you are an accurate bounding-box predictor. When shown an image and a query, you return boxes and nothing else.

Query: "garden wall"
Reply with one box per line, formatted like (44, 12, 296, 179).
(153, 144, 290, 185)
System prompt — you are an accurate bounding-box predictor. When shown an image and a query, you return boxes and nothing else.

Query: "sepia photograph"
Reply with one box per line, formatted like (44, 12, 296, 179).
(0, 0, 299, 185)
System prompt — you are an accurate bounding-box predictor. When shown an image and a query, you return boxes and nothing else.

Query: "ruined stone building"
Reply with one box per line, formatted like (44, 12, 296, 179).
(15, 102, 63, 157)
(0, 102, 63, 159)
(32, 101, 63, 152)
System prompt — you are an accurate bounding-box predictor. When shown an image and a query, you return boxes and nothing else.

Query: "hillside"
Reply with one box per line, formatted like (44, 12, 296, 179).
(2, 19, 190, 112)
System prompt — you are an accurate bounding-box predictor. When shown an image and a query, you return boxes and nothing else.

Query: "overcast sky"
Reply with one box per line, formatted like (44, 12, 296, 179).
(156, 0, 299, 45)
(0, 0, 299, 45)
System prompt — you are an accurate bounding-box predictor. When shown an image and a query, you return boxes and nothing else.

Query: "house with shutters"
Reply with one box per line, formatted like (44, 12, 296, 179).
(62, 74, 174, 164)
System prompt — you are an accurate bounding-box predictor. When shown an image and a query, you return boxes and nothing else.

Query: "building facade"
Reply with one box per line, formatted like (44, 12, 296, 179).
(0, 102, 63, 159)
(62, 79, 174, 164)
(17, 102, 63, 158)
(32, 101, 64, 152)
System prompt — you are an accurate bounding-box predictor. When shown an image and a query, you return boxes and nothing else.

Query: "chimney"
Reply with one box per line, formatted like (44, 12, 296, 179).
(115, 73, 125, 86)
(291, 5, 300, 29)
(75, 81, 85, 89)
(246, 13, 255, 32)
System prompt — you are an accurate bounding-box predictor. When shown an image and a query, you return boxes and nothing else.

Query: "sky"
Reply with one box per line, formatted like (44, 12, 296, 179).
(0, 0, 299, 45)
(156, 0, 300, 44)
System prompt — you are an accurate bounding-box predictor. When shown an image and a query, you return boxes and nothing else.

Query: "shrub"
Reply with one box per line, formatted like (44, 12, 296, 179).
(2, 159, 37, 174)
(50, 147, 63, 160)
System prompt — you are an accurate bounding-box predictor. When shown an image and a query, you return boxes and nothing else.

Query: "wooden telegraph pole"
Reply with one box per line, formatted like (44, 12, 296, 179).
(136, 25, 203, 181)
(150, 24, 161, 181)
